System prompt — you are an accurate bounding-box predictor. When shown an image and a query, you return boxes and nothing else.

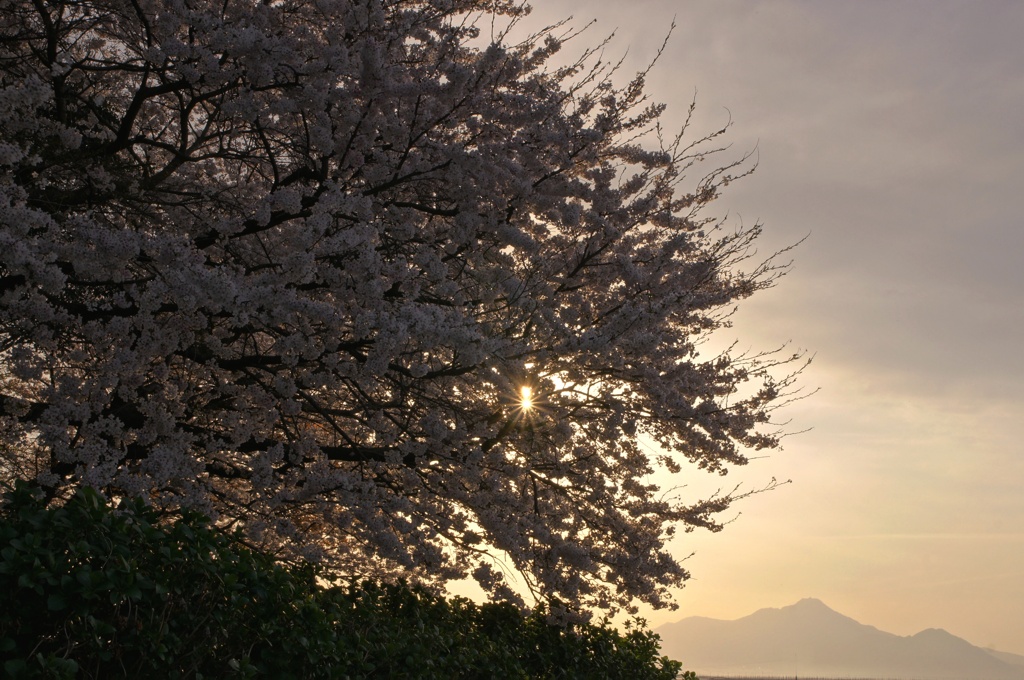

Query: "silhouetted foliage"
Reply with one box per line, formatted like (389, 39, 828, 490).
(0, 484, 684, 679)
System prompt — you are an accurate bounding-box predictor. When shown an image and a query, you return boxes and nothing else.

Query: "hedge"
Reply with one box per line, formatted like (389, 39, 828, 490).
(0, 483, 687, 679)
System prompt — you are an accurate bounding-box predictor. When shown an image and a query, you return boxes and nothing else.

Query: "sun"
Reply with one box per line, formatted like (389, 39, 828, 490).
(519, 386, 534, 411)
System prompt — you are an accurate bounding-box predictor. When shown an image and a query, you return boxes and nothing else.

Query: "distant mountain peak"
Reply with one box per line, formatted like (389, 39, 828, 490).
(914, 627, 958, 639)
(655, 600, 1024, 680)
(753, 597, 838, 615)
(748, 597, 860, 627)
(794, 596, 828, 606)
(787, 597, 835, 611)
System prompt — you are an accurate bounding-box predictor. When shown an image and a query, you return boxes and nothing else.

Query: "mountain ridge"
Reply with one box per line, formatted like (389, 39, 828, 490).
(988, 649, 1024, 669)
(655, 599, 1024, 680)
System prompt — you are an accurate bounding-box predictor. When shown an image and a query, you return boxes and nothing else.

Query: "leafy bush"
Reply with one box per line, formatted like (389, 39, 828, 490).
(0, 484, 685, 679)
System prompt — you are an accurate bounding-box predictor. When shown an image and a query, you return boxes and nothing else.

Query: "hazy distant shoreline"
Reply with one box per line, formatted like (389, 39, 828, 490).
(696, 677, 977, 680)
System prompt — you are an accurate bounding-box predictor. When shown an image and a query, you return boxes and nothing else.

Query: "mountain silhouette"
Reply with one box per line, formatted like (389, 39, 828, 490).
(988, 649, 1024, 669)
(655, 598, 1024, 679)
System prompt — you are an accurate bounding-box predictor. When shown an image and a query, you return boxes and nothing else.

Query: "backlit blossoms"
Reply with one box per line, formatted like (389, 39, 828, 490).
(0, 0, 803, 615)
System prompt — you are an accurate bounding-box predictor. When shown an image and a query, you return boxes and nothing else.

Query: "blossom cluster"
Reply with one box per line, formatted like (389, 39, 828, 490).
(0, 0, 803, 615)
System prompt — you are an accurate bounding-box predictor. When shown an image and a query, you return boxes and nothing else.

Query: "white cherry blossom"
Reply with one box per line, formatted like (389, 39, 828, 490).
(1, 0, 804, 616)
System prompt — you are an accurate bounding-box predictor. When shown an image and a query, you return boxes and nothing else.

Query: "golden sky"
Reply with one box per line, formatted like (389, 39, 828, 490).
(528, 0, 1024, 654)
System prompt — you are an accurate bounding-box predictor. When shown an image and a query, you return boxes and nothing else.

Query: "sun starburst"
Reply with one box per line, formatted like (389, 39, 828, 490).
(519, 386, 534, 411)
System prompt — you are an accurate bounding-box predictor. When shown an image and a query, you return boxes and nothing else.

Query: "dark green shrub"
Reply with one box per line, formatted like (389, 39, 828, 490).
(0, 483, 341, 678)
(0, 484, 684, 679)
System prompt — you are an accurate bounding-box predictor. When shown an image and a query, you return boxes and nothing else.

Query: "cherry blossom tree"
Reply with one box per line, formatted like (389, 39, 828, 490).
(0, 0, 804, 615)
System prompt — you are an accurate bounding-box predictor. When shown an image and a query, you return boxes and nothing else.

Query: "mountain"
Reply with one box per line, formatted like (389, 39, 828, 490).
(988, 649, 1024, 669)
(655, 598, 1024, 680)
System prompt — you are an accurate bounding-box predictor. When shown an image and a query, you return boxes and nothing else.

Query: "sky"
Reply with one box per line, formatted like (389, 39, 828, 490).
(523, 0, 1024, 655)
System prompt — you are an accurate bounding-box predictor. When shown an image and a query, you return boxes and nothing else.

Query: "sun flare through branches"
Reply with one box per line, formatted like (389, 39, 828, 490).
(519, 386, 534, 412)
